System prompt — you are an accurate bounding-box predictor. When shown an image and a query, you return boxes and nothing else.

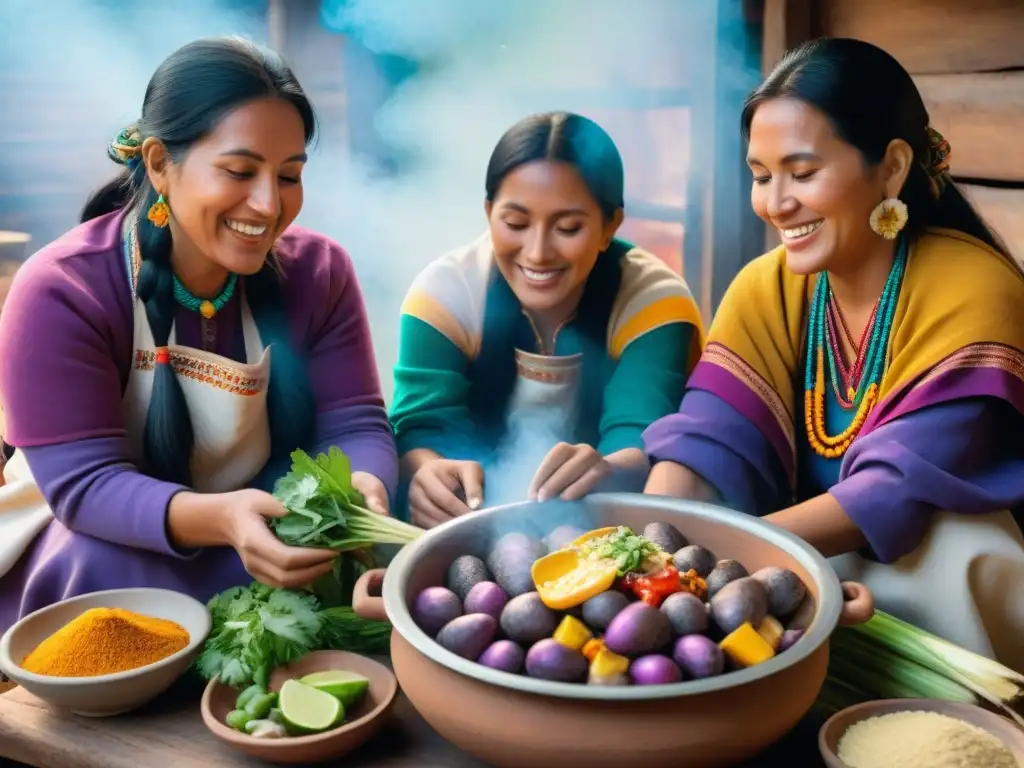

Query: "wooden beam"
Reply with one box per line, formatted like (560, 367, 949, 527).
(916, 72, 1024, 184)
(814, 0, 1024, 74)
(961, 184, 1024, 266)
(761, 0, 812, 76)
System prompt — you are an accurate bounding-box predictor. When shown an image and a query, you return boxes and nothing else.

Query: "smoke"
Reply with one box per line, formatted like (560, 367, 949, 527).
(0, 0, 757, 507)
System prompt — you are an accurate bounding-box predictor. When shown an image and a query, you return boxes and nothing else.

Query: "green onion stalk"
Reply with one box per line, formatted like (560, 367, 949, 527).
(818, 610, 1023, 727)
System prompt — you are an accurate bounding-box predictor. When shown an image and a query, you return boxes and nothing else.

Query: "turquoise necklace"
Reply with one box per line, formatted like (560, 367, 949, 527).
(803, 235, 908, 459)
(173, 273, 238, 320)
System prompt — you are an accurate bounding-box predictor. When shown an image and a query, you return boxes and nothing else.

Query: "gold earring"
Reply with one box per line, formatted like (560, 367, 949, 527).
(147, 194, 170, 229)
(869, 198, 908, 240)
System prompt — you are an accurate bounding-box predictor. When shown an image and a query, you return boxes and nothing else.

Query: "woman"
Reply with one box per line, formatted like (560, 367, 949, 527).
(644, 38, 1024, 670)
(0, 37, 398, 632)
(391, 112, 705, 527)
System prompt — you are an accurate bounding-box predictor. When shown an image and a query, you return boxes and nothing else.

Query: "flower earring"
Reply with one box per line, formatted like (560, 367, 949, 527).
(869, 197, 908, 240)
(147, 194, 170, 229)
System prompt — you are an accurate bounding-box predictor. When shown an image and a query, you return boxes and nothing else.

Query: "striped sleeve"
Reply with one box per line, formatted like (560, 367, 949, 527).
(607, 246, 705, 368)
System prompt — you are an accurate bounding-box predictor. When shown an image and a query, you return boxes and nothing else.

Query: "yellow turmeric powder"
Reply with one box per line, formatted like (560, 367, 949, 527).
(21, 607, 190, 677)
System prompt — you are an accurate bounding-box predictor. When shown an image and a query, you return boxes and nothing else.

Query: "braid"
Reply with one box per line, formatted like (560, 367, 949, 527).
(136, 187, 195, 486)
(244, 262, 316, 458)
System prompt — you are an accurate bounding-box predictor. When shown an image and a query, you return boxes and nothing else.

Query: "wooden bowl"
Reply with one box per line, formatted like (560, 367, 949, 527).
(200, 650, 398, 765)
(0, 588, 211, 717)
(819, 699, 1024, 766)
(353, 493, 875, 768)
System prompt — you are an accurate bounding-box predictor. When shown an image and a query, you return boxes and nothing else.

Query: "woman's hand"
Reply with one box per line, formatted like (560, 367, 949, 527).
(529, 442, 612, 502)
(352, 471, 390, 516)
(222, 489, 339, 589)
(408, 458, 484, 529)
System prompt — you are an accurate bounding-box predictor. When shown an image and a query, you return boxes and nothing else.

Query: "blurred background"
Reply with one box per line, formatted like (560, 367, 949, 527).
(0, 0, 1021, 404)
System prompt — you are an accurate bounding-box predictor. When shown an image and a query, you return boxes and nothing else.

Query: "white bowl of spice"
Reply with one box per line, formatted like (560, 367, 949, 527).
(0, 587, 211, 717)
(819, 698, 1024, 768)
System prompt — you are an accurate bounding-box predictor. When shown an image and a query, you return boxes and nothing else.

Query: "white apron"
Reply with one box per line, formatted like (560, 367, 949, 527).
(485, 349, 583, 505)
(830, 510, 1024, 673)
(0, 233, 273, 579)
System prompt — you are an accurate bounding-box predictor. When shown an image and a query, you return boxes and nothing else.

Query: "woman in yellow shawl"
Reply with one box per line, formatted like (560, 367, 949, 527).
(644, 38, 1024, 671)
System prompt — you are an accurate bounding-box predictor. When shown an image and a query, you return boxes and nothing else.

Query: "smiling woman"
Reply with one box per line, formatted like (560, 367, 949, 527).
(0, 37, 398, 634)
(389, 112, 705, 528)
(643, 38, 1024, 671)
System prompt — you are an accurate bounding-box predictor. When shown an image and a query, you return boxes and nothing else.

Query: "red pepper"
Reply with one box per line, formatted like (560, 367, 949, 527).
(627, 566, 682, 607)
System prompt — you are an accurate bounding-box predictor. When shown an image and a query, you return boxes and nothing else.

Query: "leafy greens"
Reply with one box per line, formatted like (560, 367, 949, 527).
(271, 447, 423, 550)
(195, 581, 392, 689)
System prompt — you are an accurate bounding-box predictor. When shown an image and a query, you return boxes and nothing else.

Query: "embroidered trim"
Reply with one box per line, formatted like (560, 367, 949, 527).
(913, 342, 1024, 389)
(702, 342, 795, 453)
(514, 350, 582, 385)
(134, 350, 264, 396)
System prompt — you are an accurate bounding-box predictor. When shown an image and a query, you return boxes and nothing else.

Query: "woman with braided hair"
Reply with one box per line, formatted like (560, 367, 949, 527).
(644, 38, 1024, 670)
(0, 37, 397, 631)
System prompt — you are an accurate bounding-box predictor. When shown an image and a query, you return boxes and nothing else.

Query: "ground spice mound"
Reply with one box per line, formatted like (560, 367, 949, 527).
(21, 607, 190, 678)
(838, 710, 1019, 768)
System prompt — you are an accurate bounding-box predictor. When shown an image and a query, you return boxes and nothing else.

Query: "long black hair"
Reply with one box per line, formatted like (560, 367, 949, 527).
(81, 36, 317, 486)
(742, 37, 1012, 261)
(471, 112, 627, 447)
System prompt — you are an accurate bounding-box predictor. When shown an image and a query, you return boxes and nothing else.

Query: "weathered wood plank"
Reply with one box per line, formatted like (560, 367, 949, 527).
(917, 72, 1024, 183)
(961, 184, 1024, 266)
(761, 0, 812, 75)
(813, 0, 1024, 74)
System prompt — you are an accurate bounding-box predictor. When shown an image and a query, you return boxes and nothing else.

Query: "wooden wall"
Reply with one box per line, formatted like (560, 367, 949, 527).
(762, 0, 1024, 263)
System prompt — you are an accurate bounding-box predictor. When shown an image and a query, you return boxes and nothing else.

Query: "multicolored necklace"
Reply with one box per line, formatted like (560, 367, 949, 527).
(804, 236, 908, 458)
(173, 273, 238, 320)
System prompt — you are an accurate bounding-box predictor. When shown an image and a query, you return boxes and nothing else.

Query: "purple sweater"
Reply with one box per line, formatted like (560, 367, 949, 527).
(0, 210, 397, 628)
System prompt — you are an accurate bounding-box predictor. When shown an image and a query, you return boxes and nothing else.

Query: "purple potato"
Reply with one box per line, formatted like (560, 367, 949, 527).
(787, 593, 817, 632)
(706, 559, 749, 598)
(672, 545, 717, 578)
(436, 613, 498, 661)
(500, 592, 559, 645)
(779, 629, 805, 653)
(603, 602, 673, 658)
(751, 566, 807, 618)
(581, 590, 630, 631)
(660, 591, 709, 636)
(478, 640, 526, 674)
(463, 581, 509, 620)
(412, 586, 462, 637)
(525, 639, 588, 683)
(629, 654, 683, 685)
(673, 634, 725, 679)
(447, 555, 491, 602)
(709, 577, 769, 634)
(544, 525, 586, 551)
(642, 522, 687, 554)
(487, 533, 547, 597)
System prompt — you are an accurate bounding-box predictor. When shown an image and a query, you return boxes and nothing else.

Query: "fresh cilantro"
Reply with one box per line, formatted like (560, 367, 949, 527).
(585, 526, 662, 576)
(195, 581, 391, 689)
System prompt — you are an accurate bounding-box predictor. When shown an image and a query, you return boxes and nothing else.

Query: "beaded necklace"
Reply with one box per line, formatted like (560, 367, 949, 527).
(804, 236, 908, 458)
(173, 273, 238, 320)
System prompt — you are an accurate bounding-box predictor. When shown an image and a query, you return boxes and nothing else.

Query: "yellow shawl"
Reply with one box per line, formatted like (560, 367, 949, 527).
(693, 228, 1024, 472)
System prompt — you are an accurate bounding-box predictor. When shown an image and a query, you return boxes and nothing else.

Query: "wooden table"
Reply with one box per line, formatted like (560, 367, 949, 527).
(0, 671, 827, 767)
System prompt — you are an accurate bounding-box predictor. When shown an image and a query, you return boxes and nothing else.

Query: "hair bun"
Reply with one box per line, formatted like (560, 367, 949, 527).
(108, 125, 143, 169)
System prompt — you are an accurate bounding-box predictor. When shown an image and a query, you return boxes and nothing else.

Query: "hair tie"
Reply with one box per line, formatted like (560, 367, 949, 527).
(924, 126, 952, 199)
(108, 125, 143, 171)
(154, 347, 171, 366)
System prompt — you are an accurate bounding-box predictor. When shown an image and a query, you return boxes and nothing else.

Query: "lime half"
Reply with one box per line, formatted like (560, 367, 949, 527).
(298, 670, 370, 708)
(278, 679, 344, 733)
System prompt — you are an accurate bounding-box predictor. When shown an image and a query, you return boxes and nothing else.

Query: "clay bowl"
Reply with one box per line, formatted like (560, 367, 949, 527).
(353, 493, 874, 768)
(819, 699, 1024, 766)
(200, 650, 398, 764)
(0, 587, 211, 717)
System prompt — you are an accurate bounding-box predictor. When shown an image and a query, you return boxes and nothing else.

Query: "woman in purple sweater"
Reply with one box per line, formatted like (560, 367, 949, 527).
(0, 37, 398, 632)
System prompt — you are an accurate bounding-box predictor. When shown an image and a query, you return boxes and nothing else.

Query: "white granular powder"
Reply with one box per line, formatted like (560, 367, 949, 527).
(837, 710, 1020, 768)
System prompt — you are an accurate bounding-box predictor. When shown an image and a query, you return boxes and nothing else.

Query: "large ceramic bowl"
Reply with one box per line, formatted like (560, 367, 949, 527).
(0, 588, 211, 716)
(353, 493, 873, 768)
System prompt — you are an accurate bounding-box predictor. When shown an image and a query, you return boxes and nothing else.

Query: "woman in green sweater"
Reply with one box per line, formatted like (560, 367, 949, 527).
(390, 112, 705, 527)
